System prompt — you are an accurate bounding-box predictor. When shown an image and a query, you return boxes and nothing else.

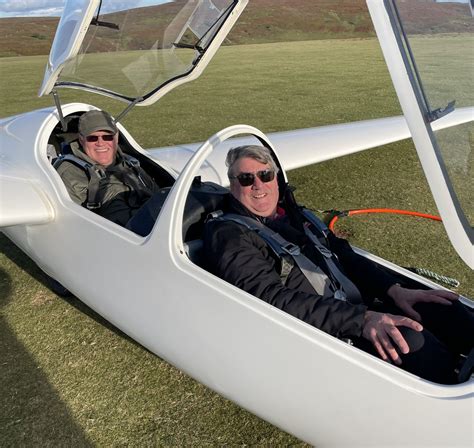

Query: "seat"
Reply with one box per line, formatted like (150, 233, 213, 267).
(126, 177, 230, 240)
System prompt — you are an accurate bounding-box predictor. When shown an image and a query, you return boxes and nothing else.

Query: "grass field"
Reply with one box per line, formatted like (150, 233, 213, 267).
(1, 38, 473, 446)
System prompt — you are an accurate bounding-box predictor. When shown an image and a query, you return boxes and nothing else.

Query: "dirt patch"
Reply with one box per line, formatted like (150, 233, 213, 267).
(31, 292, 54, 307)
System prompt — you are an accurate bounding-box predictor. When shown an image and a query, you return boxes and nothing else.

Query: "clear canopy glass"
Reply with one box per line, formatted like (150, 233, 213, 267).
(48, 0, 237, 102)
(394, 0, 474, 227)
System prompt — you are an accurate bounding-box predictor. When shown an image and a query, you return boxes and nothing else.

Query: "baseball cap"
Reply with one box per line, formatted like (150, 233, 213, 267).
(78, 110, 118, 136)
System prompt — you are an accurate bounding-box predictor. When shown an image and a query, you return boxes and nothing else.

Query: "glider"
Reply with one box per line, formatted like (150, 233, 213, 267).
(0, 0, 472, 446)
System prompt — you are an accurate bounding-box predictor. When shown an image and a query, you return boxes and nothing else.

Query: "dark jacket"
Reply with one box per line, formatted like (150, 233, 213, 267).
(56, 143, 160, 226)
(203, 196, 397, 339)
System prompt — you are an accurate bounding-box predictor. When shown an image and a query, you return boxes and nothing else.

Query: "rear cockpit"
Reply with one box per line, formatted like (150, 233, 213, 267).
(47, 110, 230, 251)
(47, 111, 175, 189)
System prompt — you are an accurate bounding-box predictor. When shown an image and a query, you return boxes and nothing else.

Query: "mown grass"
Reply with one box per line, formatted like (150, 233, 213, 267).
(405, 35, 474, 224)
(1, 38, 473, 446)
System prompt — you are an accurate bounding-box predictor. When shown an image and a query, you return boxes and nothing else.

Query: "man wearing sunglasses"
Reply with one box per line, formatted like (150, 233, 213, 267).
(56, 110, 160, 226)
(204, 145, 473, 384)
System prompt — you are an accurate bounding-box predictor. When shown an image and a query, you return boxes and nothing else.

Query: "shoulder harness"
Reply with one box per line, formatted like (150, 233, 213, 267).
(54, 153, 143, 210)
(209, 209, 362, 304)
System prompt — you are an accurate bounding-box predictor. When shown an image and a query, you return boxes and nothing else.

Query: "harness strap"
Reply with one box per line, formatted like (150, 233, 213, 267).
(106, 155, 151, 204)
(304, 226, 362, 303)
(54, 154, 105, 209)
(214, 213, 340, 300)
(257, 220, 335, 296)
(458, 348, 474, 383)
(55, 152, 150, 210)
(301, 207, 331, 243)
(122, 154, 148, 187)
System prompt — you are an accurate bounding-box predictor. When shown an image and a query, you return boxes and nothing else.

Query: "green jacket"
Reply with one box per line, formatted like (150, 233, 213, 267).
(56, 143, 160, 227)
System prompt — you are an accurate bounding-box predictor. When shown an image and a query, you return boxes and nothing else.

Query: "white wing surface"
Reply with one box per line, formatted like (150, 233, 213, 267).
(148, 107, 473, 186)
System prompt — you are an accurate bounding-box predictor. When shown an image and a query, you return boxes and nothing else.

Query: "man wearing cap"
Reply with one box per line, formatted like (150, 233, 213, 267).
(56, 110, 160, 226)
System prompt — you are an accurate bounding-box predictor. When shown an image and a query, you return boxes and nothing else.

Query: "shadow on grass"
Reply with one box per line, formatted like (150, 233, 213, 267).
(0, 234, 144, 352)
(0, 248, 93, 446)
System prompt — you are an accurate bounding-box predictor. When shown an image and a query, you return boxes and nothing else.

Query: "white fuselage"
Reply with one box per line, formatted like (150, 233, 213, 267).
(1, 102, 472, 447)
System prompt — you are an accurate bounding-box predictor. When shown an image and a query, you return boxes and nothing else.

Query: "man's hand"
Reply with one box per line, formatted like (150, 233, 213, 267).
(362, 311, 423, 365)
(387, 284, 459, 322)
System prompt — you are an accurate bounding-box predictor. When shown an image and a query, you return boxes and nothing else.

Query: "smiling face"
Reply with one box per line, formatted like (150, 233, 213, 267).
(79, 131, 118, 167)
(229, 157, 279, 218)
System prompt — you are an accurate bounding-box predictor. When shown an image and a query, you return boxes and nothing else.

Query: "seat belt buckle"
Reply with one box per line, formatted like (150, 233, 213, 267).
(208, 210, 224, 220)
(457, 348, 474, 383)
(340, 338, 354, 346)
(334, 289, 347, 301)
(282, 243, 300, 256)
(318, 245, 333, 258)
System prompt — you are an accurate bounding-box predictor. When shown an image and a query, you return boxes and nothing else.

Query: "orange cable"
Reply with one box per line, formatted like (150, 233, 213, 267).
(328, 208, 442, 232)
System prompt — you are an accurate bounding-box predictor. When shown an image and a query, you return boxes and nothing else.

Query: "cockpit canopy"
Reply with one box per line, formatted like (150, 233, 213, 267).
(374, 0, 473, 267)
(39, 0, 247, 106)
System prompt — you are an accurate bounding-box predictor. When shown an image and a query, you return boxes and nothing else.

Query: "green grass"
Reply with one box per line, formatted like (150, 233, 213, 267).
(1, 38, 473, 446)
(405, 35, 474, 225)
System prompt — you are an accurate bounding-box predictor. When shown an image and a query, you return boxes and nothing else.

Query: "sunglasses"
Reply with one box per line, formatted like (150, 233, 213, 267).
(229, 170, 275, 187)
(84, 134, 116, 142)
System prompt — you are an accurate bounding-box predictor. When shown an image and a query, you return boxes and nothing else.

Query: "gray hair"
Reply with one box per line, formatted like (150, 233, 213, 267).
(226, 145, 279, 178)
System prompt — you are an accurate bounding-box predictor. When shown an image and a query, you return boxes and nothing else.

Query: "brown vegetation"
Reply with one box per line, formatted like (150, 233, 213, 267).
(0, 0, 471, 57)
(0, 17, 59, 57)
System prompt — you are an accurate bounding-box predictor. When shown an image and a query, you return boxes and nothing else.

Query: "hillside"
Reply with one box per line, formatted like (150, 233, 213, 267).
(0, 0, 372, 57)
(0, 0, 471, 57)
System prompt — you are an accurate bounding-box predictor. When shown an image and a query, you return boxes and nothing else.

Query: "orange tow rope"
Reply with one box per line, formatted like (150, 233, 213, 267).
(328, 208, 442, 232)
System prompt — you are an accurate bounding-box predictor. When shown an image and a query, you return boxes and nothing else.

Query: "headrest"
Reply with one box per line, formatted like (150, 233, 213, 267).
(126, 180, 229, 239)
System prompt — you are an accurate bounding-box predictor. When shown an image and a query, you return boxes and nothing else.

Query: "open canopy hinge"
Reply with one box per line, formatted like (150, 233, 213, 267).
(114, 97, 144, 124)
(91, 0, 119, 30)
(90, 18, 119, 30)
(52, 89, 67, 132)
(428, 100, 456, 122)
